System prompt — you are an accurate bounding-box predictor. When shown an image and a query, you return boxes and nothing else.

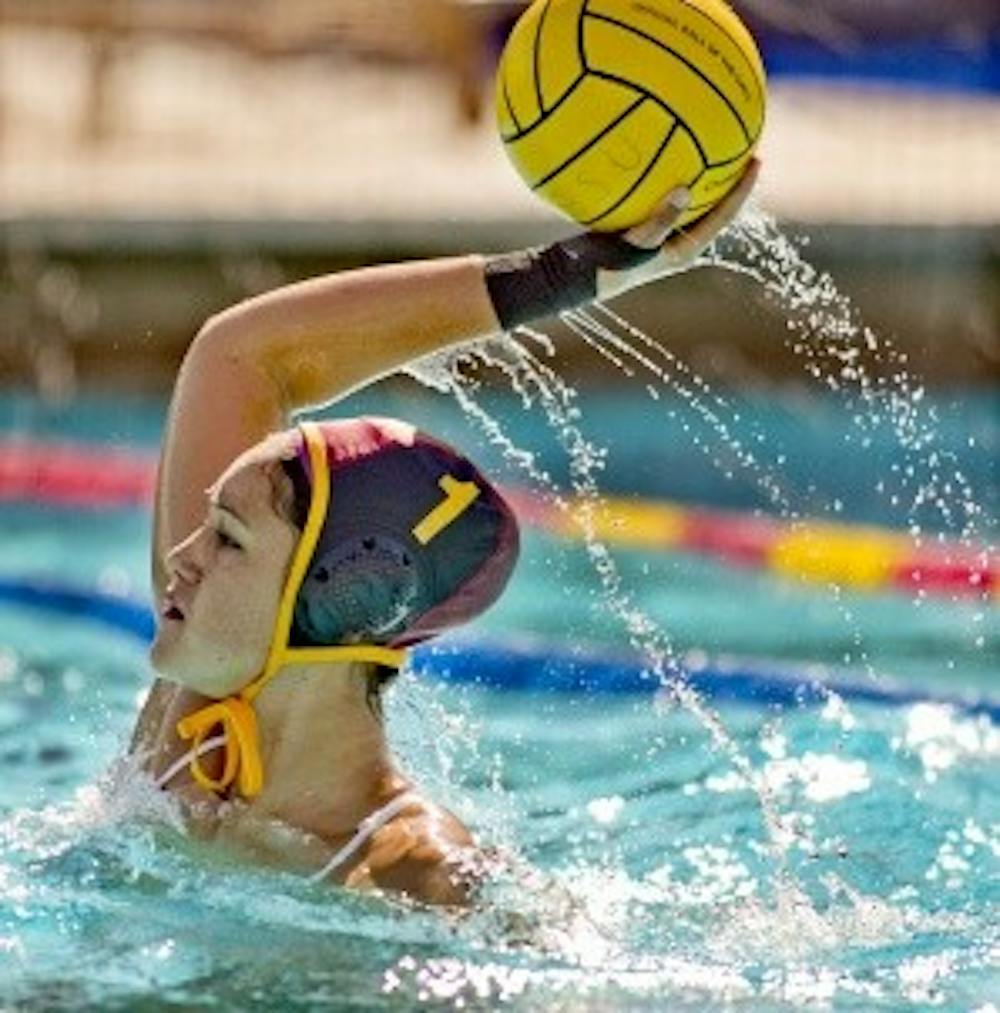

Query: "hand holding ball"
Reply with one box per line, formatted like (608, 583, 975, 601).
(497, 0, 766, 231)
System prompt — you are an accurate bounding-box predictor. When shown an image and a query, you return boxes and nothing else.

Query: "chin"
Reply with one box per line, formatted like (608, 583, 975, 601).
(152, 665, 236, 700)
(148, 627, 174, 676)
(150, 633, 259, 699)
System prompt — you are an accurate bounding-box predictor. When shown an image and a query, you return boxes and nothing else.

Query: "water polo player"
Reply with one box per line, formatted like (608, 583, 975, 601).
(131, 161, 759, 906)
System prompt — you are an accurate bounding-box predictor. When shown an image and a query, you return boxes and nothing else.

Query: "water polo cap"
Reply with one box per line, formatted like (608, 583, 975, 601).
(176, 417, 519, 798)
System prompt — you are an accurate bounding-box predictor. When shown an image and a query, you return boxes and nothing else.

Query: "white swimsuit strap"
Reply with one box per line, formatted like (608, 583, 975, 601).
(153, 734, 228, 790)
(307, 791, 418, 884)
(155, 738, 417, 885)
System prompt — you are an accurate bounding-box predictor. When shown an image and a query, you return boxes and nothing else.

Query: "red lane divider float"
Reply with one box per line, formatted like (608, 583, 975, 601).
(502, 490, 998, 602)
(1, 438, 995, 601)
(0, 438, 156, 508)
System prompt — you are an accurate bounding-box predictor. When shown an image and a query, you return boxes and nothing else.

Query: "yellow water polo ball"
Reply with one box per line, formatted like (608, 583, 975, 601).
(496, 0, 766, 231)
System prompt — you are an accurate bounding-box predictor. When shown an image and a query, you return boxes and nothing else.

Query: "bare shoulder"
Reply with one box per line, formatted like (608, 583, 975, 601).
(346, 796, 481, 908)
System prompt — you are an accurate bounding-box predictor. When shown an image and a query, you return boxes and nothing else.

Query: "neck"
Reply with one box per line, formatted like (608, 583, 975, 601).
(247, 661, 404, 838)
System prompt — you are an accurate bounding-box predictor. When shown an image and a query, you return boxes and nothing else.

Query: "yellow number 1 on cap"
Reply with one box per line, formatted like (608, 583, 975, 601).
(412, 475, 480, 545)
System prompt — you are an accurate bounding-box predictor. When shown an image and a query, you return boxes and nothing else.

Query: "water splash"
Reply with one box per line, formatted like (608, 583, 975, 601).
(405, 339, 796, 867)
(717, 206, 993, 555)
(402, 205, 997, 983)
(562, 300, 883, 677)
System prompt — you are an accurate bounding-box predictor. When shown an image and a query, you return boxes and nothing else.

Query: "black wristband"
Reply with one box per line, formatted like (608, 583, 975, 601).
(483, 233, 660, 331)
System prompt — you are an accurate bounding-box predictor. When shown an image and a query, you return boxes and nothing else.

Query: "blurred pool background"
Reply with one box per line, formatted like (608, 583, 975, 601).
(0, 1, 998, 1009)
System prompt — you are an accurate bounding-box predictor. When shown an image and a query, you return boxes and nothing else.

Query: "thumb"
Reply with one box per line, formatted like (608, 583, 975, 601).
(621, 186, 691, 250)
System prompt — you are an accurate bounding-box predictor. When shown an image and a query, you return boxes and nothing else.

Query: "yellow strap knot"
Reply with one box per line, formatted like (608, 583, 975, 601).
(176, 696, 263, 797)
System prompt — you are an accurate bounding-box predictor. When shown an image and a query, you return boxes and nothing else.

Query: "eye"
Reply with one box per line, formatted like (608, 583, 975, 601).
(215, 527, 243, 551)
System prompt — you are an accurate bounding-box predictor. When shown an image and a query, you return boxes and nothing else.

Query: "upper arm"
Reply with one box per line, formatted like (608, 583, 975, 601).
(150, 254, 499, 597)
(366, 844, 474, 908)
(151, 330, 285, 597)
(354, 807, 478, 908)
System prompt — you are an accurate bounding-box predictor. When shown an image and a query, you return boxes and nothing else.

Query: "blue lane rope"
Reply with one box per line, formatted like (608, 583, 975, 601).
(0, 577, 156, 641)
(417, 640, 1000, 722)
(1, 576, 996, 722)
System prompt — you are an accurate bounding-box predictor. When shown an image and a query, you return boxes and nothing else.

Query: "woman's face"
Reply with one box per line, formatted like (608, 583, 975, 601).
(149, 454, 299, 698)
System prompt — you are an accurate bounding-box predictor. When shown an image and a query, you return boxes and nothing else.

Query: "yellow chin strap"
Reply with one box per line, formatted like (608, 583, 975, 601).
(176, 421, 407, 798)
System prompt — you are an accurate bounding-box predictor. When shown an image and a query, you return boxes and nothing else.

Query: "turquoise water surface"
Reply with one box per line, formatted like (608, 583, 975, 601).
(0, 388, 997, 1009)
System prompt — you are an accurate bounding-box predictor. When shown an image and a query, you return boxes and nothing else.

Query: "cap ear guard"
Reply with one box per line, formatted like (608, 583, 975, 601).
(292, 534, 424, 646)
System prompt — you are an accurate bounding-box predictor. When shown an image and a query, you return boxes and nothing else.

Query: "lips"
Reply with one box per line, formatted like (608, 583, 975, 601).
(161, 594, 186, 622)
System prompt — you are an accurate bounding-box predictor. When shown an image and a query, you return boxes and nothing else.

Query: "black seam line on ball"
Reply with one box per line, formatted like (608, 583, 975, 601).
(668, 0, 767, 102)
(587, 68, 708, 166)
(698, 162, 748, 198)
(577, 0, 590, 72)
(504, 73, 586, 143)
(678, 197, 717, 215)
(532, 0, 554, 114)
(529, 94, 646, 191)
(581, 118, 680, 228)
(704, 144, 756, 171)
(502, 67, 521, 133)
(584, 10, 751, 145)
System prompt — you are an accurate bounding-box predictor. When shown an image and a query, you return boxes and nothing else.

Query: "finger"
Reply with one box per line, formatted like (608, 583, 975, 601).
(665, 158, 760, 256)
(621, 185, 691, 250)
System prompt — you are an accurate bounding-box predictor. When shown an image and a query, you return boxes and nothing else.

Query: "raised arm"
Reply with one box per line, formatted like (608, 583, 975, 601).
(152, 254, 499, 596)
(152, 159, 759, 597)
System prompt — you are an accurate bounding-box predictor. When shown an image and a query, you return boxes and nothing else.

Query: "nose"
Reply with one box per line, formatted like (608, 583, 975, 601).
(165, 527, 207, 586)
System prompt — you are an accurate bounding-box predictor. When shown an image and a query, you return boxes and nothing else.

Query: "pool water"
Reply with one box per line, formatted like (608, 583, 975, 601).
(0, 389, 997, 1010)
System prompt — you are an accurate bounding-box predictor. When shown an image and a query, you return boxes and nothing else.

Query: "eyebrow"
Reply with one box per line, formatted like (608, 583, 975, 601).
(208, 494, 249, 530)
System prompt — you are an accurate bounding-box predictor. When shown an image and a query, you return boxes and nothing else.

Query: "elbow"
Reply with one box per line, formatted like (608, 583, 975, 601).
(188, 310, 239, 361)
(181, 315, 289, 414)
(185, 311, 259, 380)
